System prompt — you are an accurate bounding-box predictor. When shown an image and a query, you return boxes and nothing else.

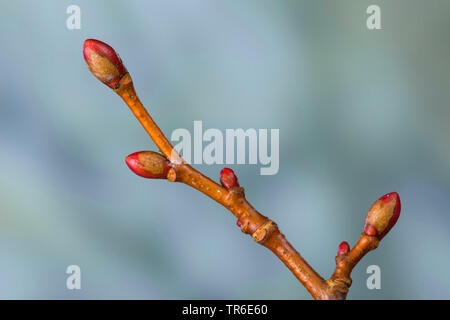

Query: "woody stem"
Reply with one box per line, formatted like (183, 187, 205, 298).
(115, 74, 331, 299)
(331, 234, 379, 282)
(115, 74, 183, 164)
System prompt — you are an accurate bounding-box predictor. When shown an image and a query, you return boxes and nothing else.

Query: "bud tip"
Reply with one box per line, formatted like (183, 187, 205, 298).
(337, 241, 350, 256)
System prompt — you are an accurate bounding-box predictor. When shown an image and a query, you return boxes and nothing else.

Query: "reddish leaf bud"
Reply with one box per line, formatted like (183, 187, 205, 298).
(236, 220, 242, 227)
(125, 151, 171, 179)
(337, 241, 350, 256)
(83, 39, 128, 89)
(220, 168, 240, 188)
(364, 192, 401, 240)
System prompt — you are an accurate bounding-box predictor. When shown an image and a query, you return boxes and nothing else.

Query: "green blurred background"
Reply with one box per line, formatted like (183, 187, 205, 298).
(0, 0, 449, 299)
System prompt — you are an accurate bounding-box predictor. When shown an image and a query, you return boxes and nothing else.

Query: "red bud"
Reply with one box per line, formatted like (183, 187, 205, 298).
(220, 168, 239, 188)
(364, 192, 401, 240)
(83, 39, 128, 89)
(337, 241, 350, 256)
(125, 151, 171, 179)
(236, 220, 242, 227)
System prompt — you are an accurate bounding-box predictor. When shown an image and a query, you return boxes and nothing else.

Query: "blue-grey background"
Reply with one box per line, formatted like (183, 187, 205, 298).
(0, 0, 449, 299)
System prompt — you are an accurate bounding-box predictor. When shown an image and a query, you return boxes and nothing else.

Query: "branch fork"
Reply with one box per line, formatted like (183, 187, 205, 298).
(83, 39, 402, 300)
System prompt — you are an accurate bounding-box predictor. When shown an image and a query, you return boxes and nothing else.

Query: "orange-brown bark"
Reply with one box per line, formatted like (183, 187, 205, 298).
(114, 74, 344, 299)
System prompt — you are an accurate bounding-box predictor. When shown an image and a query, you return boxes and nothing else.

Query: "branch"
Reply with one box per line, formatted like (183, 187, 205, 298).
(83, 39, 402, 300)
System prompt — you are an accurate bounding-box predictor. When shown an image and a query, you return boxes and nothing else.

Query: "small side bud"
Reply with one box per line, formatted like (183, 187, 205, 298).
(83, 39, 128, 89)
(220, 168, 239, 188)
(167, 168, 177, 182)
(337, 241, 350, 256)
(236, 220, 242, 227)
(364, 192, 401, 240)
(125, 151, 171, 179)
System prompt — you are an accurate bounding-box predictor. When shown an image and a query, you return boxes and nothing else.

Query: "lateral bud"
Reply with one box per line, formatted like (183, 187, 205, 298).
(220, 168, 239, 189)
(125, 151, 171, 179)
(337, 241, 350, 256)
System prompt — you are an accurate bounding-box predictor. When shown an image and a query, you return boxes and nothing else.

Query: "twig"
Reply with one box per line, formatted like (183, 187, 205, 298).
(83, 39, 402, 300)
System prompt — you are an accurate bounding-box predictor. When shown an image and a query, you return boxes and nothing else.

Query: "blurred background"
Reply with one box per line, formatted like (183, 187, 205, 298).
(0, 0, 449, 299)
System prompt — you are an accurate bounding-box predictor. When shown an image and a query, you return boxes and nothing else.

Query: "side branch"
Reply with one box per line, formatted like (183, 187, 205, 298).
(325, 234, 379, 299)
